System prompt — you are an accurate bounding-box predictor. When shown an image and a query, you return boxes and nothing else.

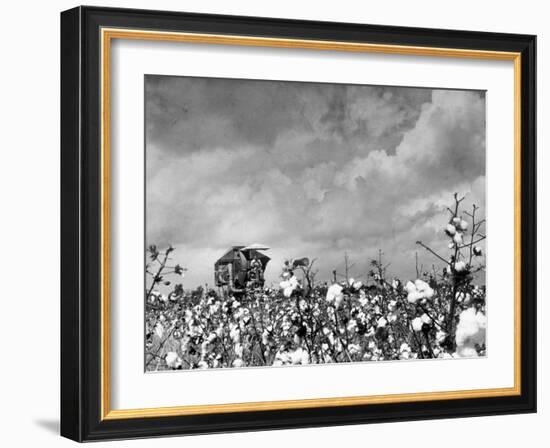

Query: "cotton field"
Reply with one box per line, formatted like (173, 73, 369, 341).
(145, 194, 486, 371)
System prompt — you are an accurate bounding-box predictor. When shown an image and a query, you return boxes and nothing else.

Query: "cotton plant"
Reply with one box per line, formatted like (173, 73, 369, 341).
(145, 193, 487, 371)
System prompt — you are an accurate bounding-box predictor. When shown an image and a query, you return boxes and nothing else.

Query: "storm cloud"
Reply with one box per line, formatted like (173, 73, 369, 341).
(145, 75, 486, 288)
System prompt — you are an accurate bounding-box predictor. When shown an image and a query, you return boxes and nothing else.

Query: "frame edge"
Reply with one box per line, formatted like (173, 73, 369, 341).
(60, 5, 84, 442)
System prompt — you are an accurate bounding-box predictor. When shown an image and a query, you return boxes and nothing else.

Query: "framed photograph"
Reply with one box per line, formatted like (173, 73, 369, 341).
(60, 6, 536, 441)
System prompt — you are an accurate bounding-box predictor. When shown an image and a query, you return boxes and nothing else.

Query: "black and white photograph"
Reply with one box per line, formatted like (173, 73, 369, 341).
(144, 75, 487, 371)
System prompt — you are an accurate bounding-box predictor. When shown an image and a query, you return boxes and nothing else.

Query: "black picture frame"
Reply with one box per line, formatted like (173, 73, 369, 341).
(61, 5, 536, 442)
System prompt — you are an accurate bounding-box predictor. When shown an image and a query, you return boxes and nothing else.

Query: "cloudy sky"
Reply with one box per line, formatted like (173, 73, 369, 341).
(145, 75, 486, 288)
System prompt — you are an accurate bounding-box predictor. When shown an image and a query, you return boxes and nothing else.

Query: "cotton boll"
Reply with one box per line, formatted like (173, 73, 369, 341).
(454, 261, 467, 272)
(377, 317, 387, 328)
(232, 358, 244, 368)
(290, 348, 309, 365)
(405, 281, 416, 294)
(455, 307, 487, 357)
(452, 217, 461, 226)
(421, 313, 431, 325)
(412, 317, 423, 332)
(399, 351, 411, 360)
(407, 279, 434, 302)
(453, 232, 463, 245)
(415, 279, 434, 299)
(407, 291, 423, 303)
(197, 360, 208, 369)
(165, 352, 182, 369)
(473, 246, 483, 256)
(459, 347, 479, 357)
(234, 343, 244, 358)
(326, 283, 344, 304)
(280, 275, 299, 298)
(154, 322, 164, 339)
(347, 319, 358, 332)
(445, 224, 457, 236)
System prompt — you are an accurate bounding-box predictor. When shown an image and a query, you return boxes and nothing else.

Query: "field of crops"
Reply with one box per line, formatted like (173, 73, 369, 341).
(145, 194, 486, 371)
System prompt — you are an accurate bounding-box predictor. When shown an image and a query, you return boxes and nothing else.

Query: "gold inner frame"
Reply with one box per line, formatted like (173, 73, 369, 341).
(100, 27, 522, 420)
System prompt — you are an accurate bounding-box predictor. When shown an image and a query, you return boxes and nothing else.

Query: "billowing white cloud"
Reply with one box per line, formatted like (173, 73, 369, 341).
(146, 76, 485, 288)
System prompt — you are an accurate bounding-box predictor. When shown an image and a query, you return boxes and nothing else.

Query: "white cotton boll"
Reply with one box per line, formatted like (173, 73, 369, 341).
(459, 220, 469, 231)
(280, 275, 298, 298)
(452, 217, 461, 226)
(414, 279, 429, 291)
(407, 291, 423, 303)
(326, 283, 343, 303)
(399, 343, 411, 353)
(407, 279, 434, 302)
(455, 307, 487, 357)
(197, 360, 208, 369)
(232, 358, 244, 368)
(184, 309, 193, 322)
(229, 326, 240, 343)
(348, 278, 355, 286)
(154, 322, 164, 339)
(283, 287, 293, 298)
(446, 224, 457, 236)
(421, 313, 431, 325)
(454, 261, 467, 272)
(458, 347, 479, 358)
(347, 319, 358, 332)
(412, 317, 423, 332)
(405, 281, 416, 294)
(352, 280, 363, 290)
(377, 317, 387, 328)
(415, 279, 434, 299)
(234, 343, 244, 358)
(473, 246, 483, 256)
(165, 352, 182, 369)
(453, 232, 463, 245)
(290, 348, 309, 365)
